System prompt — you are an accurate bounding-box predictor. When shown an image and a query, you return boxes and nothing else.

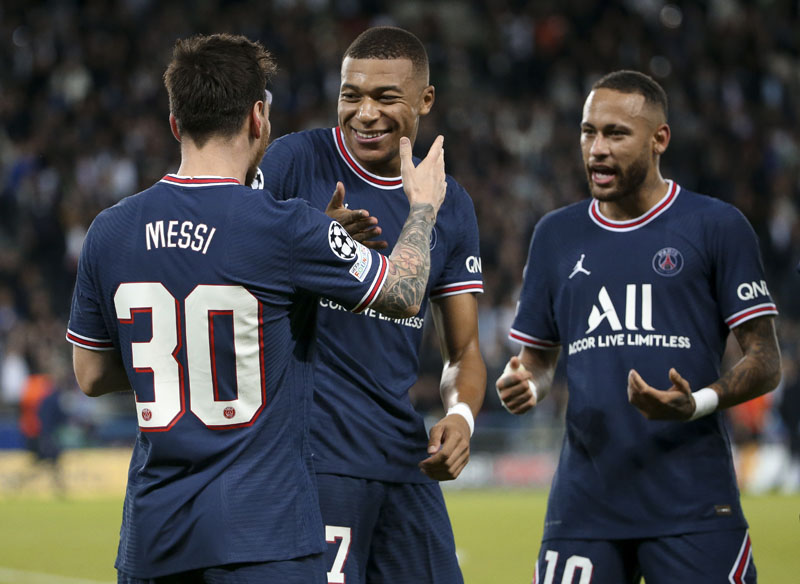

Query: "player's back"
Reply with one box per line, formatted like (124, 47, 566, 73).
(71, 176, 328, 577)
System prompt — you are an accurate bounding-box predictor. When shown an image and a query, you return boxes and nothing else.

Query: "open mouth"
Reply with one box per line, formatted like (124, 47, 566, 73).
(590, 167, 617, 186)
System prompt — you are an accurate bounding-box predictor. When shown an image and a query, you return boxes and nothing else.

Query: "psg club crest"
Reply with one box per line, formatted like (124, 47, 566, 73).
(329, 222, 357, 260)
(652, 247, 683, 277)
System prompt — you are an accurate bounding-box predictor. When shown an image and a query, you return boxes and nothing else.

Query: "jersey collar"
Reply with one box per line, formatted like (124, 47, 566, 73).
(161, 174, 241, 187)
(332, 127, 403, 190)
(589, 180, 680, 232)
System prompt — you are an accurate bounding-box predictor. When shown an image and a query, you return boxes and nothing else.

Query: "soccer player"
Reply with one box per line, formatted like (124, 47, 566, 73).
(66, 33, 448, 583)
(496, 70, 781, 583)
(257, 27, 485, 584)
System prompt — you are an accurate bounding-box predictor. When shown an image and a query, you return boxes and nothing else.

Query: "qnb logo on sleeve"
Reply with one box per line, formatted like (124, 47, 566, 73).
(737, 280, 770, 301)
(465, 256, 482, 274)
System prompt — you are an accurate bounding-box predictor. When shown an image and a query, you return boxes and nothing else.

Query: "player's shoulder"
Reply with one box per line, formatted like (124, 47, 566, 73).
(674, 185, 751, 225)
(268, 127, 333, 154)
(441, 174, 477, 212)
(538, 198, 590, 230)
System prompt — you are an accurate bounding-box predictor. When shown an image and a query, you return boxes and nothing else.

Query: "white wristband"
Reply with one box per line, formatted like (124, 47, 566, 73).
(447, 402, 475, 436)
(689, 387, 719, 420)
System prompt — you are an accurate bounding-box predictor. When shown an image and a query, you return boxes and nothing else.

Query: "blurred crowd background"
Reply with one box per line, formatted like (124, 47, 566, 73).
(1, 0, 798, 492)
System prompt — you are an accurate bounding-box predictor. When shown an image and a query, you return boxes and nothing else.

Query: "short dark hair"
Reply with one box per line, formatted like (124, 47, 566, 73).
(163, 33, 276, 146)
(592, 70, 668, 120)
(343, 26, 429, 82)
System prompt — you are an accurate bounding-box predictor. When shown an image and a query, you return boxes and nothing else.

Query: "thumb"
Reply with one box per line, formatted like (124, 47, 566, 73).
(669, 368, 691, 395)
(326, 181, 345, 211)
(509, 356, 520, 371)
(427, 423, 444, 454)
(399, 136, 412, 168)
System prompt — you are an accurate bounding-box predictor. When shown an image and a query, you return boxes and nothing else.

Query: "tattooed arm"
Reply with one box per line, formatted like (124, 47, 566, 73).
(371, 136, 446, 318)
(627, 316, 781, 421)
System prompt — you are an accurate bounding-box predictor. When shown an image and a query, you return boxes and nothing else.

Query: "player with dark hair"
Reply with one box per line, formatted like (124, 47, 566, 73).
(66, 32, 448, 583)
(496, 70, 780, 583)
(257, 26, 485, 584)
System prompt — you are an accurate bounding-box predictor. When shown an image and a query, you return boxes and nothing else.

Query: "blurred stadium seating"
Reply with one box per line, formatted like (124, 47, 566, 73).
(0, 0, 798, 493)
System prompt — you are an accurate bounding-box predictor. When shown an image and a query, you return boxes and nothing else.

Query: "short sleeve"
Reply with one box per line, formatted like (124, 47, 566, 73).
(711, 206, 778, 328)
(289, 203, 388, 313)
(66, 225, 115, 350)
(509, 217, 560, 350)
(429, 182, 484, 300)
(259, 135, 303, 202)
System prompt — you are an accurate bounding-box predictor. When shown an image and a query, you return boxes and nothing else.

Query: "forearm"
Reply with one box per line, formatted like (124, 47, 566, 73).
(371, 202, 436, 318)
(440, 346, 486, 417)
(710, 318, 781, 409)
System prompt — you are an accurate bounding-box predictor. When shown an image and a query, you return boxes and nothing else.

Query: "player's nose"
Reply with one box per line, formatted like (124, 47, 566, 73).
(357, 99, 380, 122)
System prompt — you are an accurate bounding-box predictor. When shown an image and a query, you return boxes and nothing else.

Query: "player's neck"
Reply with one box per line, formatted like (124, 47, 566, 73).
(598, 176, 669, 221)
(176, 136, 250, 184)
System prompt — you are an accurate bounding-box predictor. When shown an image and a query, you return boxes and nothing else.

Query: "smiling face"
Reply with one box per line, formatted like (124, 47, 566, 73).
(338, 57, 434, 177)
(580, 88, 669, 207)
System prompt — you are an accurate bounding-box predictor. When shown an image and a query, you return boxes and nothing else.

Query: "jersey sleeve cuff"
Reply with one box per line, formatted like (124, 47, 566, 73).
(429, 280, 484, 299)
(508, 328, 560, 350)
(352, 254, 389, 313)
(66, 330, 116, 351)
(725, 303, 778, 329)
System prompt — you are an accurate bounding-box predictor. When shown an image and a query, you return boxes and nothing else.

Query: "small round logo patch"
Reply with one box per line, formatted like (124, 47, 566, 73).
(652, 247, 683, 277)
(223, 407, 236, 419)
(141, 408, 153, 422)
(329, 222, 357, 260)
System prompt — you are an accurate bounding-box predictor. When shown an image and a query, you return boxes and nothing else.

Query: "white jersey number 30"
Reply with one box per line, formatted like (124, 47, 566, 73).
(115, 282, 265, 430)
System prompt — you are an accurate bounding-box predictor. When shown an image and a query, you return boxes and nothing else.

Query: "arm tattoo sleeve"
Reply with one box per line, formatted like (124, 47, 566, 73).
(372, 202, 436, 317)
(714, 316, 781, 408)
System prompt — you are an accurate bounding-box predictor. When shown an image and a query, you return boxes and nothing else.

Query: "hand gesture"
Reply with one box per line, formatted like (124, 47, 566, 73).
(495, 357, 537, 415)
(400, 135, 446, 215)
(627, 368, 695, 420)
(324, 181, 388, 250)
(419, 413, 470, 481)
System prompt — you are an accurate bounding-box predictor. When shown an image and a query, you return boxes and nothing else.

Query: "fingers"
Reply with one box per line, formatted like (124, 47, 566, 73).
(427, 423, 444, 455)
(668, 368, 691, 395)
(325, 181, 346, 212)
(509, 356, 520, 370)
(399, 136, 412, 169)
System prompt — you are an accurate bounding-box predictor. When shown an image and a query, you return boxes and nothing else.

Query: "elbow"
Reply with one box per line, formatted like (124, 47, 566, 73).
(75, 372, 105, 398)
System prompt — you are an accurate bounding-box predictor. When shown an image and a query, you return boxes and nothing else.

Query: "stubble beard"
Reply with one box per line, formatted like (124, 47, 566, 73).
(587, 149, 651, 204)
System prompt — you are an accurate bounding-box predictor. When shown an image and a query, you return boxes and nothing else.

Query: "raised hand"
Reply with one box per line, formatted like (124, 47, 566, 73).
(399, 135, 446, 216)
(325, 181, 388, 250)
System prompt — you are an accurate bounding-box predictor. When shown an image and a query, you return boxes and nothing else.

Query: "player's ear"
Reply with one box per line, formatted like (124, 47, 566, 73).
(652, 123, 670, 156)
(169, 114, 181, 143)
(419, 84, 435, 117)
(249, 101, 269, 140)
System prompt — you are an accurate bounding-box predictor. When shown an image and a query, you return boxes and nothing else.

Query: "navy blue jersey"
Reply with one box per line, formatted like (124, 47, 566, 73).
(66, 175, 390, 578)
(259, 128, 483, 482)
(510, 182, 777, 540)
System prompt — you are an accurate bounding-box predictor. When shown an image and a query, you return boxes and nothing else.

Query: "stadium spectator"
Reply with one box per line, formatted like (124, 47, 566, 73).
(66, 32, 446, 582)
(258, 26, 484, 583)
(496, 70, 780, 582)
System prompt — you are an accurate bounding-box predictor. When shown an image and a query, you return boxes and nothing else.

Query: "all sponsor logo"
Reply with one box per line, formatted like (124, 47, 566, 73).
(737, 280, 769, 301)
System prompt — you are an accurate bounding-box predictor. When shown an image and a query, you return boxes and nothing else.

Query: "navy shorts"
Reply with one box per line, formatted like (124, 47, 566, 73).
(534, 529, 756, 583)
(117, 554, 326, 584)
(317, 473, 463, 584)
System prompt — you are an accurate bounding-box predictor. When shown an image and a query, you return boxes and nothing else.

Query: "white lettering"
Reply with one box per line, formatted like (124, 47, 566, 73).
(466, 256, 482, 274)
(586, 287, 622, 333)
(145, 220, 216, 253)
(737, 280, 769, 301)
(146, 221, 165, 250)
